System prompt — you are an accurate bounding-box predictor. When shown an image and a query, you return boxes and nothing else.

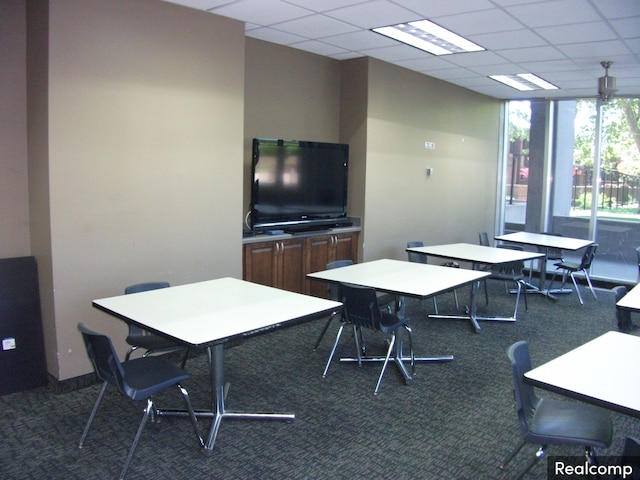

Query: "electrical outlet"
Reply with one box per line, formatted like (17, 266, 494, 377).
(2, 337, 16, 350)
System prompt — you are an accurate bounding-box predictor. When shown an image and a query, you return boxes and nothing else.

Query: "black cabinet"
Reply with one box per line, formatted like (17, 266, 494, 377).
(0, 257, 47, 395)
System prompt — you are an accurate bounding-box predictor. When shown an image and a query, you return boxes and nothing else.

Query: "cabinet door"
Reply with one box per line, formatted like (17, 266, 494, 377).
(279, 238, 306, 293)
(333, 232, 358, 263)
(306, 235, 333, 297)
(243, 241, 278, 288)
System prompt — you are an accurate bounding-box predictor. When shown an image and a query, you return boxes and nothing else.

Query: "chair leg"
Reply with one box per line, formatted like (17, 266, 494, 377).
(570, 272, 585, 304)
(314, 311, 338, 351)
(432, 297, 439, 314)
(322, 323, 345, 377)
(483, 279, 489, 305)
(452, 290, 460, 309)
(79, 381, 108, 448)
(582, 270, 597, 300)
(515, 445, 547, 480)
(179, 348, 190, 369)
(124, 346, 138, 362)
(120, 398, 153, 480)
(499, 439, 526, 470)
(403, 324, 415, 374)
(511, 281, 522, 319)
(374, 334, 395, 395)
(177, 384, 204, 449)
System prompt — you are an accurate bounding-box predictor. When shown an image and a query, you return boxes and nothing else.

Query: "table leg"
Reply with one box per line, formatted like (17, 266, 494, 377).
(429, 281, 482, 333)
(156, 342, 295, 453)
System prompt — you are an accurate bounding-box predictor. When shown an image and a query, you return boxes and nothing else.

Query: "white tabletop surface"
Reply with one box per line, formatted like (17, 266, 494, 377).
(93, 277, 341, 347)
(407, 243, 544, 265)
(307, 259, 489, 298)
(616, 283, 640, 312)
(495, 232, 593, 251)
(524, 331, 640, 417)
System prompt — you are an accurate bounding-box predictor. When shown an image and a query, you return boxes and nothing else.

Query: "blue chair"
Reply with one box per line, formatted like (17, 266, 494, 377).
(548, 244, 598, 304)
(337, 283, 414, 395)
(487, 244, 528, 316)
(500, 341, 612, 479)
(124, 282, 188, 366)
(407, 241, 459, 313)
(78, 323, 203, 479)
(614, 285, 637, 332)
(313, 260, 354, 352)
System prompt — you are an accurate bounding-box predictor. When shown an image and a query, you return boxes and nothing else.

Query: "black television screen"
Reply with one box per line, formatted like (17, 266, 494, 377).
(250, 138, 349, 232)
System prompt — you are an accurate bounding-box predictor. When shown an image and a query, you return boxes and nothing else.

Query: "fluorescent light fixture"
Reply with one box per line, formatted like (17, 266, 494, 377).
(372, 20, 484, 56)
(490, 74, 558, 91)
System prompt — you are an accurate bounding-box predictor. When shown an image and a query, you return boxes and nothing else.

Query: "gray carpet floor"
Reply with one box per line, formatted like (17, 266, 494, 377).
(0, 281, 637, 479)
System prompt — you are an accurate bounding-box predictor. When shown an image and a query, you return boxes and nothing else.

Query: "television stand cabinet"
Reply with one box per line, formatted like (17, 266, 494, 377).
(242, 227, 360, 297)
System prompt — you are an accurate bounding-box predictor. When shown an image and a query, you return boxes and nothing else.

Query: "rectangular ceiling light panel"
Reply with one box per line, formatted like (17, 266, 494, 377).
(490, 74, 559, 91)
(372, 20, 485, 56)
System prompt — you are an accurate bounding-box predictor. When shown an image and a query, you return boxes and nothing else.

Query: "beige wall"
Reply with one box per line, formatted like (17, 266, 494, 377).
(362, 59, 500, 261)
(32, 0, 245, 380)
(0, 0, 30, 259)
(3, 0, 500, 383)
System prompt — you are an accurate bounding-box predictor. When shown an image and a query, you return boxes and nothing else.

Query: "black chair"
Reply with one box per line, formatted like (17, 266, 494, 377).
(124, 282, 187, 366)
(500, 341, 612, 480)
(613, 285, 637, 333)
(548, 244, 598, 304)
(336, 282, 414, 395)
(313, 259, 353, 352)
(478, 231, 490, 247)
(486, 245, 528, 316)
(407, 241, 459, 313)
(539, 232, 565, 262)
(77, 323, 203, 480)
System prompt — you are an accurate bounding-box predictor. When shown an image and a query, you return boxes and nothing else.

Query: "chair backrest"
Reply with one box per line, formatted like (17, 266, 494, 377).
(507, 341, 540, 436)
(125, 282, 170, 336)
(478, 232, 490, 247)
(578, 244, 598, 270)
(341, 283, 383, 331)
(492, 244, 525, 275)
(407, 241, 427, 264)
(78, 323, 127, 394)
(613, 286, 632, 331)
(539, 232, 564, 259)
(125, 281, 170, 295)
(326, 260, 354, 301)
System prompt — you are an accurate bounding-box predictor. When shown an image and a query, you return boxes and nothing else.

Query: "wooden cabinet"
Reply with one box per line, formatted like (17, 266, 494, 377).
(243, 230, 359, 296)
(306, 233, 358, 298)
(243, 238, 306, 293)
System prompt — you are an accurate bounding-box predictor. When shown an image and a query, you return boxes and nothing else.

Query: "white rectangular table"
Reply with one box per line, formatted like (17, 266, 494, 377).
(616, 282, 640, 313)
(307, 259, 490, 382)
(524, 331, 640, 418)
(406, 243, 544, 323)
(93, 277, 341, 452)
(495, 231, 594, 299)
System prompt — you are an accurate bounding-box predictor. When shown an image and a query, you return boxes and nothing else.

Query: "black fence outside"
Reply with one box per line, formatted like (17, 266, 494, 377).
(572, 167, 640, 212)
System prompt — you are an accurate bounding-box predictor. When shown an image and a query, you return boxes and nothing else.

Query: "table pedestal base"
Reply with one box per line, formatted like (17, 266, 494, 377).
(156, 343, 295, 453)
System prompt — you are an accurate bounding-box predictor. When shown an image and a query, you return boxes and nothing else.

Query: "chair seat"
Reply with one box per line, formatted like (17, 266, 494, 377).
(554, 260, 580, 271)
(490, 271, 525, 281)
(121, 356, 191, 401)
(125, 332, 181, 351)
(527, 398, 612, 447)
(378, 311, 408, 334)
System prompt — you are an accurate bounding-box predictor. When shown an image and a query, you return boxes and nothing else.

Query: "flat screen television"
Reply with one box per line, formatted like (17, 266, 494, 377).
(250, 138, 350, 232)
